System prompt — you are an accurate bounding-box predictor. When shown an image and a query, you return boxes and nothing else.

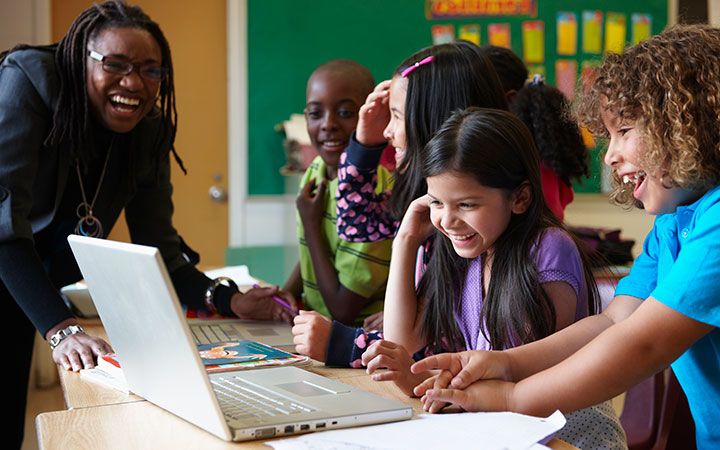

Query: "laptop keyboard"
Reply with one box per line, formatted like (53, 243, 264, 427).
(211, 376, 315, 422)
(190, 324, 241, 344)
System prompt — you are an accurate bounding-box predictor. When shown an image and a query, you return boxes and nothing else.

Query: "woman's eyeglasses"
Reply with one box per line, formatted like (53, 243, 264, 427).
(88, 50, 167, 81)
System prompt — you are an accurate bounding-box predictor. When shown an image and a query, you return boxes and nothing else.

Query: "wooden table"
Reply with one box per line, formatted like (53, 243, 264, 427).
(42, 358, 422, 449)
(39, 375, 576, 450)
(41, 322, 574, 449)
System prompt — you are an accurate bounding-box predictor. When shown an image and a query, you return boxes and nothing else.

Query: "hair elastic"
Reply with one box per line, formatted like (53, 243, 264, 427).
(530, 73, 544, 86)
(401, 56, 434, 77)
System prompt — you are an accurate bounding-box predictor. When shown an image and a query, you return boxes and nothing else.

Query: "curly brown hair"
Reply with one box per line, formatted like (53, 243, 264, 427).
(576, 24, 720, 207)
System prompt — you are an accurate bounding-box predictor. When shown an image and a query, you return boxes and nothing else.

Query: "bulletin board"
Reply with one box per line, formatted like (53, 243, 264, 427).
(246, 0, 667, 195)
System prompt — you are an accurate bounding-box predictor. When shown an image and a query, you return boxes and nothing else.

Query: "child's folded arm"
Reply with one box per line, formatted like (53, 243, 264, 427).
(511, 297, 713, 416)
(504, 294, 640, 382)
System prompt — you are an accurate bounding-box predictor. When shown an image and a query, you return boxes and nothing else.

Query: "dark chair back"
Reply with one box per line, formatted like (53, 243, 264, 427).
(620, 368, 696, 450)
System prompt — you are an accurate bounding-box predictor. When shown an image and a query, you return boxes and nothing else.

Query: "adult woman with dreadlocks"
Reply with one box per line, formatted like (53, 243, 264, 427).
(0, 2, 296, 446)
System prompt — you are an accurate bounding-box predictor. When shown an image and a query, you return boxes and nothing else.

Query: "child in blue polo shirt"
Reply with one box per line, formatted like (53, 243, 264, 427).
(412, 24, 720, 449)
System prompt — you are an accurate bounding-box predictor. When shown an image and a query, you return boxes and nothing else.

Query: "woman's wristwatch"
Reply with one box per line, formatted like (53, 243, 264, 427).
(204, 276, 238, 314)
(48, 324, 86, 350)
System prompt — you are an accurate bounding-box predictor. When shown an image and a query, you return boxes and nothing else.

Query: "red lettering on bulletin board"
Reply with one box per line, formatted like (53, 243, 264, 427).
(426, 0, 537, 19)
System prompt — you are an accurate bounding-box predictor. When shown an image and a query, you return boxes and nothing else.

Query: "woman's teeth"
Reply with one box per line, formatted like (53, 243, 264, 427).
(111, 95, 140, 106)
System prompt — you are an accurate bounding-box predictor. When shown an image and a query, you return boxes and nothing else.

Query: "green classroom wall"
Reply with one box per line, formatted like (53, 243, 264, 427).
(247, 0, 667, 196)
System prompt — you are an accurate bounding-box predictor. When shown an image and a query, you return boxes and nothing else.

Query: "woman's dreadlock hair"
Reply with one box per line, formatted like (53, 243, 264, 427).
(1, 0, 185, 172)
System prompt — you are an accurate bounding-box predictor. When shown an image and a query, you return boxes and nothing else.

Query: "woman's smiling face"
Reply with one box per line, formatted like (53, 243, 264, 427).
(86, 27, 162, 133)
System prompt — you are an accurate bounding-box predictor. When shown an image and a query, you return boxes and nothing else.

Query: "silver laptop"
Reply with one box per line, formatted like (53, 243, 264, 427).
(61, 276, 296, 350)
(68, 235, 412, 441)
(188, 318, 295, 352)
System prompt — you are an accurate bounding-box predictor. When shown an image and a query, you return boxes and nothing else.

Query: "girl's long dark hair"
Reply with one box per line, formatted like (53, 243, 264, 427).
(0, 0, 184, 172)
(418, 108, 599, 351)
(388, 41, 508, 219)
(511, 81, 588, 184)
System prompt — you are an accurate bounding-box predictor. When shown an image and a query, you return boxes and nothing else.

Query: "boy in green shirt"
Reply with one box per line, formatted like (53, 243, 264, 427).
(283, 60, 392, 327)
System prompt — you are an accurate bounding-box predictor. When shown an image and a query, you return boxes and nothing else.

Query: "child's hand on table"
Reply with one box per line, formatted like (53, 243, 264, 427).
(361, 339, 427, 397)
(292, 310, 331, 362)
(411, 349, 513, 392)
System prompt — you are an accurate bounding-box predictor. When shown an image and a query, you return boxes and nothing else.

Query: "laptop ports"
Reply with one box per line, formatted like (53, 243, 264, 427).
(255, 427, 275, 438)
(284, 425, 294, 433)
(315, 422, 326, 429)
(300, 424, 310, 431)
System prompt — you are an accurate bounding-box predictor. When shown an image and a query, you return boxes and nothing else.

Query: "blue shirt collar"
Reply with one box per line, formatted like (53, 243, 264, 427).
(675, 184, 720, 215)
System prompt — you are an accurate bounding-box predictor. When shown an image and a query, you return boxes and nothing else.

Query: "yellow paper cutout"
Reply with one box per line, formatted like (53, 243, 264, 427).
(522, 21, 544, 64)
(582, 10, 603, 54)
(458, 24, 481, 45)
(557, 12, 577, 56)
(581, 126, 595, 149)
(631, 13, 652, 44)
(604, 12, 627, 54)
(527, 64, 545, 79)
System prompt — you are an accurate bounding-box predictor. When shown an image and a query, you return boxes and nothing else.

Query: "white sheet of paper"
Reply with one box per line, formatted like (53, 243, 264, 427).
(268, 410, 565, 450)
(204, 265, 258, 287)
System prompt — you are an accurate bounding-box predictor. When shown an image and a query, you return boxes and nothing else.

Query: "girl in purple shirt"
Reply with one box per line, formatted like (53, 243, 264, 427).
(363, 108, 626, 449)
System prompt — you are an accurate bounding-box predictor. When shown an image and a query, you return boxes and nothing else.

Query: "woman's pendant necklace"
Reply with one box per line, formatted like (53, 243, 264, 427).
(74, 140, 113, 238)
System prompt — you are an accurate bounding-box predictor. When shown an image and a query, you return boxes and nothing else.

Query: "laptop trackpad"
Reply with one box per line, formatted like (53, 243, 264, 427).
(244, 328, 279, 337)
(276, 380, 351, 397)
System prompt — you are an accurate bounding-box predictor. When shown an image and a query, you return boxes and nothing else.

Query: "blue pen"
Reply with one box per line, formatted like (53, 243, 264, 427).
(252, 283, 296, 315)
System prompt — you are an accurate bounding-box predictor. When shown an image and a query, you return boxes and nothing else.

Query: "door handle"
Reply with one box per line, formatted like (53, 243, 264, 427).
(208, 173, 228, 203)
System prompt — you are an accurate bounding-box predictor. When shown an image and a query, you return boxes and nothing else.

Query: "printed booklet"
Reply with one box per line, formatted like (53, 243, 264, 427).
(80, 341, 309, 392)
(79, 353, 130, 393)
(197, 340, 309, 373)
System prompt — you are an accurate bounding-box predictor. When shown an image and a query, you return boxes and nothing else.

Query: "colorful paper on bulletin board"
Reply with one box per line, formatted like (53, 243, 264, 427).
(604, 12, 627, 54)
(631, 13, 652, 44)
(580, 60, 601, 90)
(431, 24, 455, 44)
(488, 23, 511, 48)
(580, 126, 596, 149)
(555, 60, 577, 100)
(458, 24, 481, 45)
(425, 0, 537, 18)
(582, 11, 603, 54)
(556, 12, 577, 55)
(522, 21, 544, 64)
(526, 64, 545, 79)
